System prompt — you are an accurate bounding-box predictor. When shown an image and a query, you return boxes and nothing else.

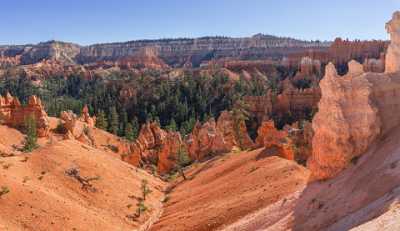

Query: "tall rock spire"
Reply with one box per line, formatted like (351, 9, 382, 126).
(385, 11, 400, 73)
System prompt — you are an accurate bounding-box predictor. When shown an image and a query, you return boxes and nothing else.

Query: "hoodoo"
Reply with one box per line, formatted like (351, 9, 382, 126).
(308, 11, 400, 180)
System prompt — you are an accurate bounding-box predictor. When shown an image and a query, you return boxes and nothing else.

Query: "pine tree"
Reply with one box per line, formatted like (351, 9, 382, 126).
(120, 109, 128, 136)
(166, 118, 177, 131)
(125, 123, 135, 141)
(96, 110, 108, 130)
(131, 117, 139, 140)
(109, 107, 119, 135)
(176, 146, 191, 180)
(23, 114, 38, 152)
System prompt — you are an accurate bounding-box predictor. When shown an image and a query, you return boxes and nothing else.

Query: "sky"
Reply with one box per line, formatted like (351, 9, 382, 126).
(1, 0, 400, 45)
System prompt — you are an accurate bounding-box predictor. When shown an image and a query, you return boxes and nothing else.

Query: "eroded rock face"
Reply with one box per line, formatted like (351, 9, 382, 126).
(124, 122, 185, 174)
(256, 121, 295, 160)
(308, 62, 381, 180)
(386, 11, 400, 73)
(187, 110, 254, 161)
(0, 94, 49, 137)
(187, 119, 231, 161)
(244, 84, 321, 124)
(79, 105, 96, 128)
(216, 111, 254, 150)
(60, 108, 96, 146)
(363, 53, 385, 73)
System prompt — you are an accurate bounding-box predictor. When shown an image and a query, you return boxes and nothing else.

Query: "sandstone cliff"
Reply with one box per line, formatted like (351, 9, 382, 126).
(0, 35, 328, 67)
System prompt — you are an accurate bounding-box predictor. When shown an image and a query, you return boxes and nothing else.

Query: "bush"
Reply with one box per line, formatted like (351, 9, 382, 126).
(0, 186, 10, 198)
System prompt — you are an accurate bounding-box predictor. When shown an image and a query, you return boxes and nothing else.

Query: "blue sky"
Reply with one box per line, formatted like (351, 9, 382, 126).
(1, 0, 399, 45)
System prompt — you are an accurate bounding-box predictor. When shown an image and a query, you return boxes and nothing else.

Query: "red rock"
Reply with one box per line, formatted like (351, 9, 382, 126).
(0, 94, 49, 137)
(216, 111, 254, 150)
(256, 121, 295, 160)
(123, 122, 186, 174)
(187, 119, 230, 161)
(386, 11, 400, 73)
(244, 85, 320, 124)
(187, 110, 254, 161)
(307, 62, 381, 180)
(79, 105, 96, 128)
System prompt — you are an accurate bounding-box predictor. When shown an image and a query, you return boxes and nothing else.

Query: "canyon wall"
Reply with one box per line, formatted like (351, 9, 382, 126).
(0, 35, 329, 67)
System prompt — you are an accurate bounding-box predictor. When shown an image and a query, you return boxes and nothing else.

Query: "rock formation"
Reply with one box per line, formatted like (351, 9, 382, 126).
(308, 62, 381, 180)
(79, 105, 96, 127)
(244, 84, 320, 125)
(1, 35, 329, 67)
(187, 110, 254, 161)
(256, 121, 295, 160)
(298, 56, 321, 76)
(386, 11, 400, 73)
(123, 122, 185, 174)
(0, 94, 49, 137)
(216, 111, 254, 149)
(363, 53, 385, 73)
(186, 119, 230, 161)
(60, 107, 96, 146)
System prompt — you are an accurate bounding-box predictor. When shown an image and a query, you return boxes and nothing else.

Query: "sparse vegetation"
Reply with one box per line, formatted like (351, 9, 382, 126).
(65, 168, 100, 192)
(176, 146, 191, 180)
(136, 198, 148, 217)
(22, 114, 39, 152)
(0, 186, 10, 198)
(141, 179, 152, 201)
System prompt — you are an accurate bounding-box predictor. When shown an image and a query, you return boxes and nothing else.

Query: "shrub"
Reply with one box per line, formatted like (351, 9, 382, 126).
(0, 186, 10, 198)
(141, 179, 152, 201)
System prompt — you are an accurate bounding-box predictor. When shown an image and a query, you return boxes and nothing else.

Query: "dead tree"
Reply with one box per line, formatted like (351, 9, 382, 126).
(65, 168, 100, 192)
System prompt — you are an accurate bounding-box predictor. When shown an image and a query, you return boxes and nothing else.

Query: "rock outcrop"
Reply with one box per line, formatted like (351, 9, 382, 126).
(307, 62, 381, 180)
(308, 12, 400, 180)
(60, 107, 96, 146)
(124, 122, 185, 174)
(256, 121, 295, 160)
(216, 111, 254, 150)
(386, 11, 400, 73)
(187, 111, 254, 161)
(363, 53, 385, 73)
(0, 94, 49, 137)
(244, 84, 320, 125)
(79, 105, 96, 128)
(186, 119, 230, 161)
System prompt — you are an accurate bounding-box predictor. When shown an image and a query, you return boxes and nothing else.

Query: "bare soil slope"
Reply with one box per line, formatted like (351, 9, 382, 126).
(150, 148, 310, 231)
(218, 126, 400, 231)
(0, 136, 166, 231)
